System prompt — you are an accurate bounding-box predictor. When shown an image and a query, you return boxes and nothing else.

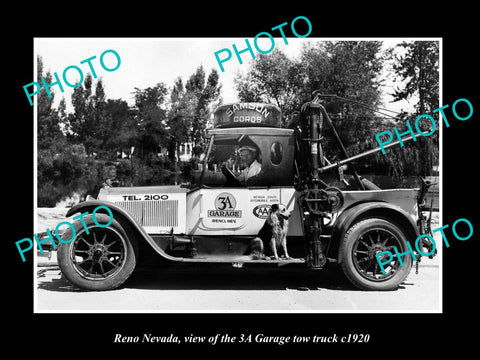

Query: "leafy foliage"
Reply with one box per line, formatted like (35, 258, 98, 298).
(37, 56, 65, 151)
(37, 41, 439, 206)
(167, 66, 221, 159)
(234, 40, 439, 177)
(388, 41, 440, 176)
(390, 41, 439, 114)
(235, 41, 385, 166)
(37, 60, 220, 206)
(132, 83, 169, 158)
(235, 49, 306, 122)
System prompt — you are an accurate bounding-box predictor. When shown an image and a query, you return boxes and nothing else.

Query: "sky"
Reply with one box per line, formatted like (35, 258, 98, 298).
(34, 37, 429, 114)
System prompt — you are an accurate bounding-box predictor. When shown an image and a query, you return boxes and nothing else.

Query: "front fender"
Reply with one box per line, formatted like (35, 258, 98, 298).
(66, 200, 180, 262)
(331, 201, 420, 263)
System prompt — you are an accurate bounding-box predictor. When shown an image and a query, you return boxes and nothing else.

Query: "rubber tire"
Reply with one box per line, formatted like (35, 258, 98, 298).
(339, 218, 412, 291)
(57, 214, 138, 291)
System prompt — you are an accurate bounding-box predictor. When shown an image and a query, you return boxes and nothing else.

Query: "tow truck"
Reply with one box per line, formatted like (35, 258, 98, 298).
(56, 92, 436, 291)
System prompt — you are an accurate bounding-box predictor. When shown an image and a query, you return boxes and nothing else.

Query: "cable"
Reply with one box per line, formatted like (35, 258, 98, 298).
(314, 92, 404, 120)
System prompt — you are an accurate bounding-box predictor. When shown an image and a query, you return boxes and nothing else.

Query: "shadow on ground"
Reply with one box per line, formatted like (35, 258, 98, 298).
(126, 264, 357, 291)
(36, 262, 414, 293)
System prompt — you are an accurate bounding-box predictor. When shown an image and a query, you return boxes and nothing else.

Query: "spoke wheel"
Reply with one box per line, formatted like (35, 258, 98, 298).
(57, 213, 137, 291)
(339, 218, 412, 291)
(71, 227, 127, 280)
(352, 228, 402, 282)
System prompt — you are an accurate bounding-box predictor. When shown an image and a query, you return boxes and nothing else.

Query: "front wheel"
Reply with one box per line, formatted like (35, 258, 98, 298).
(339, 218, 413, 291)
(57, 214, 138, 291)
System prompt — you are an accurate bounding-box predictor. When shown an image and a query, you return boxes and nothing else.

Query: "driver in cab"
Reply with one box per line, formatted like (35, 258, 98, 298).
(237, 145, 261, 185)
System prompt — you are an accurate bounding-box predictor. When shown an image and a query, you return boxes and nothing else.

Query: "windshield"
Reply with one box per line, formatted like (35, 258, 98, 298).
(196, 129, 295, 188)
(199, 134, 262, 187)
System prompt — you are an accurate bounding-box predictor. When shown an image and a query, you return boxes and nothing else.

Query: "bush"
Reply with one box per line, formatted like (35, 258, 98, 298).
(37, 144, 102, 206)
(38, 141, 200, 206)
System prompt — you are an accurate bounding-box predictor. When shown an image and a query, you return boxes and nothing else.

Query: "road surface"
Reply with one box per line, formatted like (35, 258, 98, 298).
(36, 259, 440, 312)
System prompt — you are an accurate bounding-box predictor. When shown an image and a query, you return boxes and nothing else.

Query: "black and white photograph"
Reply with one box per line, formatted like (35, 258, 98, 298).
(32, 37, 442, 313)
(7, 6, 478, 354)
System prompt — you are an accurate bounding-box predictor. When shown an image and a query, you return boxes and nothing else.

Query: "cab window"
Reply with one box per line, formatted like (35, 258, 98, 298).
(201, 134, 262, 187)
(197, 132, 293, 188)
(270, 142, 283, 165)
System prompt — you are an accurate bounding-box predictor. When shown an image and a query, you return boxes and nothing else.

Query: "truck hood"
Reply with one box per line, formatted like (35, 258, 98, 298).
(97, 185, 188, 234)
(98, 185, 188, 200)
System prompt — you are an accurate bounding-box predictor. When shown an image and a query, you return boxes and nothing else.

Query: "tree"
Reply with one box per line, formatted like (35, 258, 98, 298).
(37, 55, 65, 150)
(318, 41, 385, 159)
(132, 83, 169, 159)
(184, 66, 221, 148)
(167, 77, 192, 161)
(167, 66, 221, 160)
(101, 99, 137, 157)
(391, 41, 439, 114)
(64, 74, 110, 155)
(235, 49, 306, 122)
(235, 42, 385, 161)
(37, 56, 103, 206)
(323, 41, 383, 99)
(389, 41, 440, 176)
(193, 68, 221, 148)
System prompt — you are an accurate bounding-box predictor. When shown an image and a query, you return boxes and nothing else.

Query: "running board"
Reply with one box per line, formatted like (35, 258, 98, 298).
(177, 256, 306, 265)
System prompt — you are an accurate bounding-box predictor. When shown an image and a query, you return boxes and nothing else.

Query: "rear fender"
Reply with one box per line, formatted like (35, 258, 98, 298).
(66, 200, 178, 262)
(331, 201, 419, 263)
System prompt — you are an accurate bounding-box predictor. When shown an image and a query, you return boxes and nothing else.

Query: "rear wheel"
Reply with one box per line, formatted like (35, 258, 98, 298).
(57, 214, 138, 291)
(339, 218, 413, 291)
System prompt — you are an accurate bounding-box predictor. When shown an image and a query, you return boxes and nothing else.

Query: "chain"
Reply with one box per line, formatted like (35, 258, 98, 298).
(415, 254, 421, 275)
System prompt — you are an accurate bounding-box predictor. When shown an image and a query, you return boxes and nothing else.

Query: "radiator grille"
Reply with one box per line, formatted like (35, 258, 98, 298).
(114, 200, 178, 228)
(143, 200, 178, 227)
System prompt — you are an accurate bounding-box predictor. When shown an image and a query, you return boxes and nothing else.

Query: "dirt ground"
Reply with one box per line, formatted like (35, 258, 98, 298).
(36, 207, 75, 233)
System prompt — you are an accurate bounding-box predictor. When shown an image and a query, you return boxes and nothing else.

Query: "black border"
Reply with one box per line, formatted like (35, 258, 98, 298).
(7, 4, 478, 354)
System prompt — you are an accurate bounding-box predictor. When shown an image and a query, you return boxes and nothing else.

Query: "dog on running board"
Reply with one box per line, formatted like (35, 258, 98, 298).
(243, 204, 291, 261)
(267, 204, 291, 260)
